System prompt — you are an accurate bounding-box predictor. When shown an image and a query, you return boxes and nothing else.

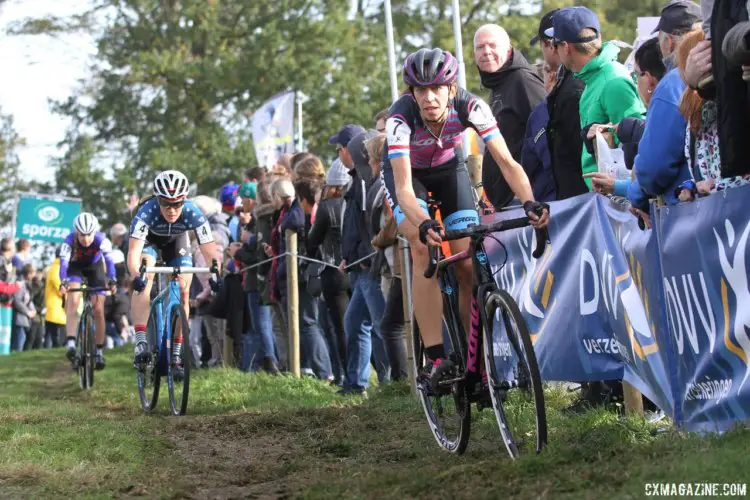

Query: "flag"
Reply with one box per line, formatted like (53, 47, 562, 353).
(251, 91, 295, 169)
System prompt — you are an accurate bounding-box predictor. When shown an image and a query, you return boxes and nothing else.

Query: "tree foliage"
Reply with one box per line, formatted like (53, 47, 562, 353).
(14, 0, 660, 226)
(0, 109, 27, 228)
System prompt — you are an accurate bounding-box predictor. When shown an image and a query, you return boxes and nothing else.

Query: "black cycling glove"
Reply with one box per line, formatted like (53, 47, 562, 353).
(418, 219, 444, 245)
(523, 201, 550, 218)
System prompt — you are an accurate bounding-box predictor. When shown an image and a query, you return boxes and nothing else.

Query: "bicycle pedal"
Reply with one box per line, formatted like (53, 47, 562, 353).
(416, 379, 435, 398)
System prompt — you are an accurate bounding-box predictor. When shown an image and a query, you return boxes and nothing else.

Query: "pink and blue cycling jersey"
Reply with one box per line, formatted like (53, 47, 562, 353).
(385, 87, 501, 169)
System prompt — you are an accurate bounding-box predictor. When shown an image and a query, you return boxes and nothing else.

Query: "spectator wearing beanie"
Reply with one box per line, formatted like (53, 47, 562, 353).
(219, 182, 242, 243)
(239, 181, 257, 213)
(307, 158, 351, 385)
(235, 180, 279, 374)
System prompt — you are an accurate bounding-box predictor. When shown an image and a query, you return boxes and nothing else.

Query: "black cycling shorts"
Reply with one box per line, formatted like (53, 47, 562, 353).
(381, 156, 479, 230)
(142, 232, 193, 267)
(68, 260, 108, 291)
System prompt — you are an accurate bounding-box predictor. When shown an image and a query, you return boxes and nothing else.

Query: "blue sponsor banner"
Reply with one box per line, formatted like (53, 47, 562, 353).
(484, 194, 625, 384)
(656, 185, 750, 432)
(483, 187, 750, 432)
(606, 199, 676, 420)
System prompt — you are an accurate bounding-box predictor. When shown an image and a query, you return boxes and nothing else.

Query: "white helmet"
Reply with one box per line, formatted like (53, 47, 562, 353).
(153, 170, 190, 200)
(74, 212, 99, 235)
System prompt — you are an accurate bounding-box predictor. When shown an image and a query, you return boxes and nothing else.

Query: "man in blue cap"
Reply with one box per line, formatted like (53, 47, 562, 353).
(532, 8, 588, 200)
(329, 124, 365, 170)
(547, 6, 645, 412)
(546, 6, 645, 190)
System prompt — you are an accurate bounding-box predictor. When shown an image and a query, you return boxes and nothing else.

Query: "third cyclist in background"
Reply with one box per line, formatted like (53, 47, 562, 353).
(59, 212, 117, 370)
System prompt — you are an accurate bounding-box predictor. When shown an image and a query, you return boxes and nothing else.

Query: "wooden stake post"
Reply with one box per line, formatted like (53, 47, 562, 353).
(285, 230, 301, 377)
(398, 236, 418, 398)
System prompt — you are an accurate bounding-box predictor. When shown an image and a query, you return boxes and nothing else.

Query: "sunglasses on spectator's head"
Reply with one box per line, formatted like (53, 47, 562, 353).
(158, 198, 184, 209)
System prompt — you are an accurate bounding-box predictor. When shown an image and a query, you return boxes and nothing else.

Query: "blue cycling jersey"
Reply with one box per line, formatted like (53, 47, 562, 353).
(129, 198, 214, 245)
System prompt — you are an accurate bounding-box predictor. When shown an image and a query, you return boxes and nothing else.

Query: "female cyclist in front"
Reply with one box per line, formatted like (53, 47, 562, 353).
(381, 48, 550, 389)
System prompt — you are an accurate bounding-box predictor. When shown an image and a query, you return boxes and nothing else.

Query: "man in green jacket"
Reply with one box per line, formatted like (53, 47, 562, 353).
(546, 7, 646, 189)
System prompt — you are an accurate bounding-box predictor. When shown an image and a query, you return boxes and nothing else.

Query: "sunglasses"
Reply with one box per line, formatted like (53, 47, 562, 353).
(158, 198, 184, 209)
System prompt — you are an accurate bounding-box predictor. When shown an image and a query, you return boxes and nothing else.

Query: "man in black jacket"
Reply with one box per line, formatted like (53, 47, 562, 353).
(332, 127, 390, 395)
(533, 9, 588, 200)
(474, 24, 546, 209)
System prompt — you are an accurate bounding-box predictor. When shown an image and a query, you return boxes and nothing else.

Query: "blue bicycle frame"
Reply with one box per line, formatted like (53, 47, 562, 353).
(138, 260, 216, 415)
(149, 276, 183, 378)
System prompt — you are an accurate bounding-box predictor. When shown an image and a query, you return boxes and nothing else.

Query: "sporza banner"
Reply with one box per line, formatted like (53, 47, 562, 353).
(482, 187, 750, 432)
(14, 193, 82, 244)
(251, 91, 295, 169)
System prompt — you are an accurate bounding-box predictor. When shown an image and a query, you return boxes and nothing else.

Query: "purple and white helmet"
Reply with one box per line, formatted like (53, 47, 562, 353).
(403, 48, 459, 88)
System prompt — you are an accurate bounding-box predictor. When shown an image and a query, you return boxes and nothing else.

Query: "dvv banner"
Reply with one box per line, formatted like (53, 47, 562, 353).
(482, 188, 750, 432)
(251, 91, 295, 169)
(14, 193, 81, 244)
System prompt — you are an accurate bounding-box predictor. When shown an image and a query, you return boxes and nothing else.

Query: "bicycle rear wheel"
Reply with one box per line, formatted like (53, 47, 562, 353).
(137, 305, 161, 412)
(414, 283, 471, 454)
(167, 304, 191, 416)
(482, 290, 547, 459)
(77, 306, 94, 390)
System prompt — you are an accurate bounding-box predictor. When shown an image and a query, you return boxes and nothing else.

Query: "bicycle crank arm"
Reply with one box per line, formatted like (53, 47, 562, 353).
(438, 376, 466, 386)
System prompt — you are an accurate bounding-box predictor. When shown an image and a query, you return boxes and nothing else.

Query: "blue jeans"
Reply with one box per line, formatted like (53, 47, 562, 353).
(243, 291, 277, 371)
(281, 281, 332, 380)
(106, 322, 123, 347)
(319, 299, 344, 383)
(15, 326, 28, 352)
(344, 271, 390, 390)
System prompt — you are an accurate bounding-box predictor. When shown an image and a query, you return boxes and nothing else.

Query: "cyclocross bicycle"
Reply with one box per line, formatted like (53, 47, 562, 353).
(415, 214, 548, 458)
(136, 259, 217, 416)
(67, 285, 110, 390)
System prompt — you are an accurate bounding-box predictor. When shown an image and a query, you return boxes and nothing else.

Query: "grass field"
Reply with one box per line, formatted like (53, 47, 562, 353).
(1, 348, 749, 499)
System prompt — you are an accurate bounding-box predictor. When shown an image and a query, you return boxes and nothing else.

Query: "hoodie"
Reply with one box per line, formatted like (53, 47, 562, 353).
(547, 66, 587, 200)
(632, 64, 690, 206)
(576, 42, 646, 188)
(341, 130, 379, 272)
(479, 49, 546, 209)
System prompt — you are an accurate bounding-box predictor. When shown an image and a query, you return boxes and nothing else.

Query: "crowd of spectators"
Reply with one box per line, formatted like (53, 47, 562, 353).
(2, 1, 748, 408)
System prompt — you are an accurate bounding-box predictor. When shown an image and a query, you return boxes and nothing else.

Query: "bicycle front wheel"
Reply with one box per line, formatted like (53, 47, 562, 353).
(414, 292, 471, 454)
(137, 305, 161, 412)
(167, 304, 191, 416)
(77, 306, 94, 390)
(482, 290, 547, 459)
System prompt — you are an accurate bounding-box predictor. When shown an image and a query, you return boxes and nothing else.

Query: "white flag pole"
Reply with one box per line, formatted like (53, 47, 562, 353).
(384, 0, 399, 103)
(296, 91, 309, 152)
(451, 0, 474, 161)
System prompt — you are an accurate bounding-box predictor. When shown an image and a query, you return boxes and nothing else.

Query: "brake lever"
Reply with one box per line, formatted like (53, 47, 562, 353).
(424, 246, 439, 279)
(532, 228, 549, 259)
(531, 205, 550, 259)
